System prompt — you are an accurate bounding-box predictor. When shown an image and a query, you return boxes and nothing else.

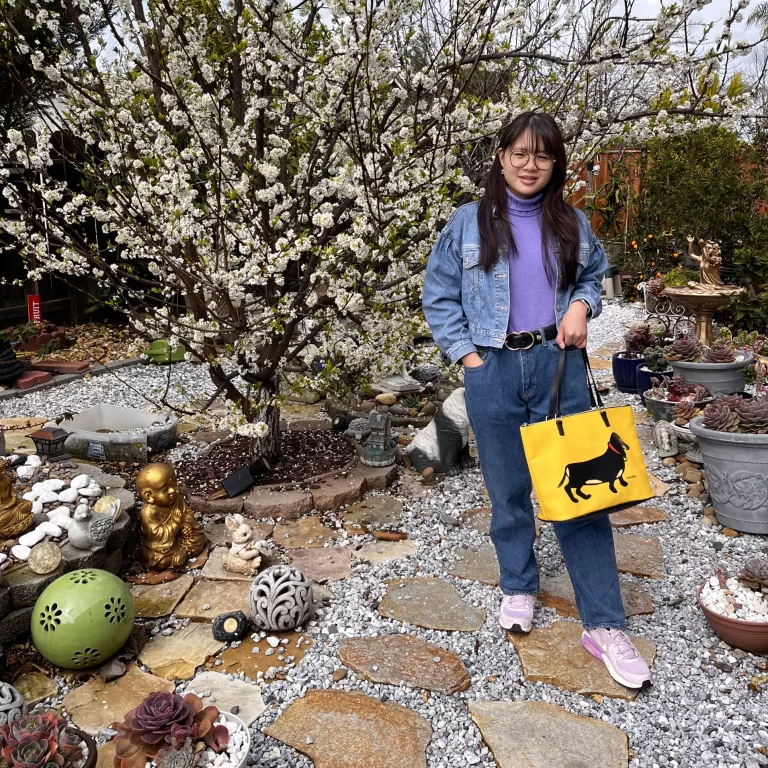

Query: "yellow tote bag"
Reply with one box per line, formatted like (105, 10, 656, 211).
(521, 349, 653, 523)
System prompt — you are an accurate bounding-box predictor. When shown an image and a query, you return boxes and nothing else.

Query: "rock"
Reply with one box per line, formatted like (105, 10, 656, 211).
(13, 670, 59, 707)
(274, 517, 339, 550)
(36, 522, 62, 537)
(47, 506, 71, 520)
(333, 668, 348, 682)
(264, 690, 432, 768)
(342, 496, 403, 530)
(359, 400, 376, 413)
(459, 507, 492, 535)
(185, 671, 265, 725)
(509, 621, 655, 701)
(704, 506, 716, 518)
(609, 506, 668, 528)
(422, 467, 434, 480)
(18, 529, 45, 548)
(701, 516, 717, 528)
(57, 487, 79, 504)
(287, 548, 352, 582)
(379, 578, 486, 632)
(375, 393, 397, 406)
(613, 532, 664, 579)
(355, 539, 420, 565)
(469, 700, 628, 767)
(40, 479, 66, 492)
(688, 483, 705, 499)
(138, 624, 225, 681)
(27, 542, 62, 575)
(679, 466, 703, 484)
(11, 545, 30, 561)
(722, 527, 741, 537)
(175, 580, 251, 621)
(419, 402, 437, 416)
(36, 491, 59, 504)
(662, 457, 676, 467)
(311, 474, 366, 512)
(63, 664, 175, 735)
(131, 574, 194, 618)
(539, 574, 654, 618)
(338, 635, 470, 695)
(212, 611, 250, 642)
(244, 488, 314, 520)
(213, 631, 314, 678)
(70, 474, 90, 490)
(648, 474, 670, 497)
(445, 544, 500, 585)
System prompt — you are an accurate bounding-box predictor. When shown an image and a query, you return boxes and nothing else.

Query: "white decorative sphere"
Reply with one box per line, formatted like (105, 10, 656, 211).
(249, 565, 312, 631)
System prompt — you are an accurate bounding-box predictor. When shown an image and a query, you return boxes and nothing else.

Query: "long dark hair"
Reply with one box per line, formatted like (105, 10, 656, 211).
(478, 111, 579, 289)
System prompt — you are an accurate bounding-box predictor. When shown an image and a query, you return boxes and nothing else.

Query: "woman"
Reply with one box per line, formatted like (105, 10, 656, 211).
(422, 111, 651, 690)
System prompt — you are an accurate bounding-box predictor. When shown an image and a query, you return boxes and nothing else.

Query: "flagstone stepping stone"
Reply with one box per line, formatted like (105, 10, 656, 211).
(587, 357, 612, 371)
(288, 547, 352, 582)
(185, 671, 265, 725)
(212, 631, 314, 679)
(508, 620, 655, 701)
(175, 579, 251, 621)
(649, 474, 670, 497)
(592, 344, 622, 357)
(539, 574, 654, 619)
(338, 635, 470, 694)
(355, 539, 420, 564)
(200, 547, 254, 582)
(204, 520, 273, 548)
(139, 624, 225, 680)
(446, 543, 500, 585)
(469, 700, 628, 767)
(459, 507, 491, 534)
(274, 517, 339, 549)
(342, 495, 403, 530)
(131, 574, 194, 618)
(613, 532, 664, 579)
(264, 689, 432, 768)
(379, 578, 485, 632)
(610, 505, 668, 527)
(13, 670, 59, 707)
(63, 663, 174, 734)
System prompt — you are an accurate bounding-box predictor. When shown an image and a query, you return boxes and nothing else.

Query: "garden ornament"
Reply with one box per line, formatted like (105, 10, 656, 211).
(0, 457, 34, 539)
(136, 463, 207, 571)
(249, 565, 312, 631)
(652, 421, 678, 459)
(688, 237, 724, 287)
(223, 514, 267, 575)
(360, 412, 396, 467)
(68, 498, 123, 552)
(0, 682, 26, 725)
(371, 363, 422, 394)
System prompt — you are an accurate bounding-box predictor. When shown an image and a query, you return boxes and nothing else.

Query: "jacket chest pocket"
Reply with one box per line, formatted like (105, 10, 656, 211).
(462, 246, 484, 296)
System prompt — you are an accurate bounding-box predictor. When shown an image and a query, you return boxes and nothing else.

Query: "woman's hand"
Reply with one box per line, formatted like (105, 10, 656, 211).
(555, 301, 589, 349)
(461, 351, 485, 368)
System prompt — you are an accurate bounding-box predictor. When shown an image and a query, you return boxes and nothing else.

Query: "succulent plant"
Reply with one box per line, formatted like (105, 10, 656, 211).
(645, 277, 665, 297)
(715, 393, 744, 410)
(0, 714, 84, 768)
(673, 400, 700, 425)
(733, 396, 768, 434)
(702, 403, 740, 433)
(664, 336, 703, 362)
(647, 374, 711, 403)
(155, 740, 199, 768)
(112, 693, 228, 768)
(703, 340, 737, 364)
(623, 324, 653, 356)
(738, 556, 768, 592)
(642, 346, 669, 373)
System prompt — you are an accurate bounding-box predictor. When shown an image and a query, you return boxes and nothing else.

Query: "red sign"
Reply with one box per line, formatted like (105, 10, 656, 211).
(27, 294, 42, 324)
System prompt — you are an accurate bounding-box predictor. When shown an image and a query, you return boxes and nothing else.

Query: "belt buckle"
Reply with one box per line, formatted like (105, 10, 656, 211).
(504, 331, 535, 351)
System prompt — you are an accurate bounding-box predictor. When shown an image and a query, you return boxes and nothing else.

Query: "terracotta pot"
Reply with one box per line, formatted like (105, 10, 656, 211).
(697, 585, 768, 654)
(76, 729, 98, 768)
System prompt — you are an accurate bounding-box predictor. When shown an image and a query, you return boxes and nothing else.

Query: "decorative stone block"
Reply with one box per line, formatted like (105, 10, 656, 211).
(0, 606, 33, 644)
(106, 512, 136, 552)
(347, 462, 398, 492)
(15, 371, 53, 390)
(6, 563, 67, 609)
(60, 543, 107, 571)
(311, 474, 365, 512)
(30, 360, 91, 374)
(243, 488, 313, 520)
(0, 584, 11, 617)
(189, 495, 245, 516)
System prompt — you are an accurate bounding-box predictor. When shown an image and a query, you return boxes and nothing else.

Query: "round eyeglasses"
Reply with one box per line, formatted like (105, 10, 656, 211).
(508, 150, 556, 170)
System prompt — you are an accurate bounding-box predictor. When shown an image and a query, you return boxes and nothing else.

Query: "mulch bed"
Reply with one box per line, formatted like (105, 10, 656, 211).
(175, 430, 357, 498)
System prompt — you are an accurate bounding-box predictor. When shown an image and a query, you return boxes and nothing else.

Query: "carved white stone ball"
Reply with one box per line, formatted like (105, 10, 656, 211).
(249, 565, 313, 632)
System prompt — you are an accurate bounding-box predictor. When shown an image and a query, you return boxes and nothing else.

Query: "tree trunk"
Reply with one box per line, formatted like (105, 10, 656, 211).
(252, 375, 281, 463)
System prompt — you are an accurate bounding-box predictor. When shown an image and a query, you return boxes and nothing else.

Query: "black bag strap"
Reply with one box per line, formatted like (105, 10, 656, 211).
(547, 347, 610, 428)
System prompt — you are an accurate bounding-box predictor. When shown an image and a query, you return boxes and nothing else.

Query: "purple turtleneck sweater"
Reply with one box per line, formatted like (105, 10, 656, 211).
(505, 189, 557, 333)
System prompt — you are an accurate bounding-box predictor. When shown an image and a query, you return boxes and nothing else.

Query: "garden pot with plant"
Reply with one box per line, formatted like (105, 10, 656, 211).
(612, 323, 655, 393)
(689, 394, 768, 533)
(642, 375, 713, 423)
(636, 346, 673, 404)
(664, 336, 753, 396)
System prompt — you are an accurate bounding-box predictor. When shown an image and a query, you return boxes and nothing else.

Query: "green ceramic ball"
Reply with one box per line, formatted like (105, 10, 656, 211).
(31, 569, 135, 669)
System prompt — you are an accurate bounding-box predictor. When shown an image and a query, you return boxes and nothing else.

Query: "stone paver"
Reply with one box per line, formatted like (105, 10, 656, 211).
(95, 741, 115, 768)
(311, 474, 366, 512)
(539, 574, 654, 618)
(355, 539, 420, 564)
(244, 488, 313, 520)
(13, 670, 59, 707)
(204, 520, 273, 547)
(610, 506, 668, 527)
(509, 621, 655, 701)
(138, 624, 224, 680)
(288, 547, 352, 582)
(274, 517, 339, 549)
(175, 580, 251, 620)
(200, 547, 254, 582)
(469, 700, 628, 768)
(185, 671, 265, 725)
(338, 635, 470, 695)
(342, 495, 403, 530)
(264, 689, 432, 768)
(613, 532, 664, 579)
(131, 574, 194, 618)
(459, 507, 492, 535)
(63, 664, 174, 734)
(212, 631, 314, 678)
(649, 474, 670, 497)
(587, 357, 612, 371)
(446, 543, 500, 585)
(379, 578, 486, 632)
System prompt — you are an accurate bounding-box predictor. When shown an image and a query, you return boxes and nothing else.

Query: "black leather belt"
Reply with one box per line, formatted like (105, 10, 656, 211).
(503, 323, 558, 351)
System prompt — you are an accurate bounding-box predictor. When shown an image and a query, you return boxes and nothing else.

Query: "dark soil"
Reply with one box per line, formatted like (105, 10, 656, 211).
(175, 430, 357, 498)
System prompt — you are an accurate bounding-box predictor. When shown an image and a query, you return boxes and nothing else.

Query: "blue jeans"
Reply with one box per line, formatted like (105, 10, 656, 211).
(463, 339, 626, 630)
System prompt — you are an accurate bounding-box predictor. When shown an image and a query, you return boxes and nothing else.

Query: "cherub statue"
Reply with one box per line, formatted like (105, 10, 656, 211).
(223, 514, 267, 575)
(136, 463, 207, 570)
(687, 236, 724, 287)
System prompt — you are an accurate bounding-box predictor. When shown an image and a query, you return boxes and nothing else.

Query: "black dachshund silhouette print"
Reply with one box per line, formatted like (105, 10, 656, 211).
(558, 432, 630, 503)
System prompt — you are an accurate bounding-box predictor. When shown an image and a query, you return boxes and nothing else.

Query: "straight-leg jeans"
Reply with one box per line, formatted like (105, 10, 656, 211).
(463, 339, 626, 630)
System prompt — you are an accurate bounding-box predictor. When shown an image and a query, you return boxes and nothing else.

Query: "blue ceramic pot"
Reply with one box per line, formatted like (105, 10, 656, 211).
(636, 365, 673, 405)
(611, 352, 646, 394)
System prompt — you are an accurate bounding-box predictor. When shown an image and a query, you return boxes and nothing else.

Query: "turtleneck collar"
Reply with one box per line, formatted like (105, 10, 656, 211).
(505, 187, 543, 217)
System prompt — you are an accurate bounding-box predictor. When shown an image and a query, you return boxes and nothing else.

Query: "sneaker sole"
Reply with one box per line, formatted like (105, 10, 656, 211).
(581, 633, 652, 690)
(499, 618, 532, 633)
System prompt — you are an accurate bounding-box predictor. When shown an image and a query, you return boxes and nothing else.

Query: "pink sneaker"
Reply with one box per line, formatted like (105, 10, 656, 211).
(581, 628, 652, 689)
(499, 594, 536, 633)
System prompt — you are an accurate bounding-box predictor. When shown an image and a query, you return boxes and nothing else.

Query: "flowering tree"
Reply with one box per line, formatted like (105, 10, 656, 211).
(1, 0, 764, 459)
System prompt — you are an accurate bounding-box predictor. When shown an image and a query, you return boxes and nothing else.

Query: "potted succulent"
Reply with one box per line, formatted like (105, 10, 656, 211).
(689, 393, 768, 534)
(611, 323, 654, 393)
(643, 374, 713, 423)
(697, 560, 768, 653)
(0, 712, 96, 768)
(664, 335, 753, 396)
(112, 691, 249, 768)
(635, 346, 673, 404)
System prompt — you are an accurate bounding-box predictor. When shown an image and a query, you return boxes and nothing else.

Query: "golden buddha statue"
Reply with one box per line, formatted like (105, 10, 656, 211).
(136, 463, 207, 570)
(0, 457, 34, 539)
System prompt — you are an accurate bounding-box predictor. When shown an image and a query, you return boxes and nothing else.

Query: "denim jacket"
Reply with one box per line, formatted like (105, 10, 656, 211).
(422, 201, 607, 364)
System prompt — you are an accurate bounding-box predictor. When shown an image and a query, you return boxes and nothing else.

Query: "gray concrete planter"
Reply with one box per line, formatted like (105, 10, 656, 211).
(668, 351, 753, 396)
(643, 394, 714, 424)
(689, 415, 768, 534)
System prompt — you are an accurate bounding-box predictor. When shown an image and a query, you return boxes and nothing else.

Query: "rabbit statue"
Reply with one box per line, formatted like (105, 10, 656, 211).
(224, 514, 267, 575)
